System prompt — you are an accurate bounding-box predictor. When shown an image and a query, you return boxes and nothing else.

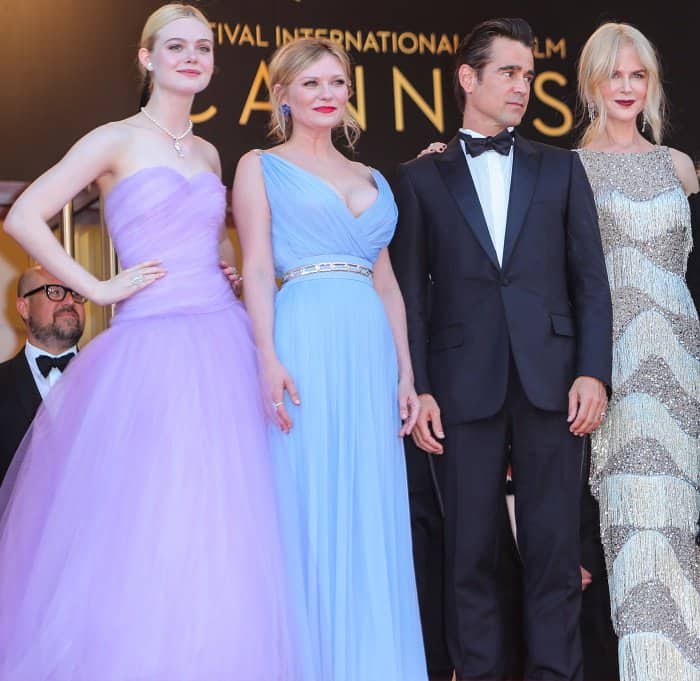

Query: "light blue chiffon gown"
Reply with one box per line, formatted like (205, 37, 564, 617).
(259, 151, 428, 681)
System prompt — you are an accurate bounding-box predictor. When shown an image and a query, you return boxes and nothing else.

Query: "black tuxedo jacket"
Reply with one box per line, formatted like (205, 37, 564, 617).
(0, 349, 41, 480)
(390, 133, 613, 424)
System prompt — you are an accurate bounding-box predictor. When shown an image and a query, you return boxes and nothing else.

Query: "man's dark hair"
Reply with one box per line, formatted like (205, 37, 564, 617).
(453, 18, 534, 113)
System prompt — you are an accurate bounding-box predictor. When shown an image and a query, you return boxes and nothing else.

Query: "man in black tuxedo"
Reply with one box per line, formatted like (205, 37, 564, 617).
(0, 266, 85, 481)
(390, 18, 612, 681)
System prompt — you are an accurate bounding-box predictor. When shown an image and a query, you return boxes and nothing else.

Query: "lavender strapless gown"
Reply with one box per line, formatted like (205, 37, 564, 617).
(0, 166, 305, 681)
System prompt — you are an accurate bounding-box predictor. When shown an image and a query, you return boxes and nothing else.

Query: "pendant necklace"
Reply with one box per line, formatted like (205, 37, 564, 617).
(140, 107, 193, 158)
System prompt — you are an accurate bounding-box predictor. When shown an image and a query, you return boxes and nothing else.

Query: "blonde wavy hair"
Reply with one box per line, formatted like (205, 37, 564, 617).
(267, 37, 361, 149)
(577, 22, 666, 146)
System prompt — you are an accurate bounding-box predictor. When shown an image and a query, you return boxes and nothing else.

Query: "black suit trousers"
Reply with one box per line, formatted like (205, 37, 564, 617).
(435, 359, 584, 681)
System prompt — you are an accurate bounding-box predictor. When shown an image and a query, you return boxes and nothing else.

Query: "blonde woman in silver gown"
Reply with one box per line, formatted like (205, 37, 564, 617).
(576, 23, 700, 681)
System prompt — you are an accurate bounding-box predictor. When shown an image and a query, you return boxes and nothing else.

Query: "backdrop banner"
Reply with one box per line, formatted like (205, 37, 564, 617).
(3, 0, 697, 184)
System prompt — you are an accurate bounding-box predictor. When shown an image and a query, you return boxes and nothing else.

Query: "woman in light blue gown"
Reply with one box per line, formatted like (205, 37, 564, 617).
(233, 37, 428, 681)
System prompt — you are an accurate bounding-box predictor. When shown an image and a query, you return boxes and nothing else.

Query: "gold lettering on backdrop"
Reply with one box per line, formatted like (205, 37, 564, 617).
(437, 34, 454, 55)
(392, 67, 444, 132)
(532, 71, 573, 137)
(222, 23, 240, 45)
(212, 23, 560, 59)
(533, 37, 567, 59)
(533, 38, 544, 59)
(191, 106, 218, 124)
(398, 33, 418, 55)
(345, 30, 362, 52)
(276, 27, 297, 45)
(239, 60, 272, 125)
(215, 23, 271, 47)
(204, 21, 572, 139)
(376, 31, 392, 52)
(329, 29, 345, 44)
(547, 38, 566, 58)
(265, 27, 460, 54)
(418, 34, 436, 54)
(347, 66, 367, 130)
(363, 32, 381, 53)
(239, 25, 257, 47)
(256, 25, 270, 47)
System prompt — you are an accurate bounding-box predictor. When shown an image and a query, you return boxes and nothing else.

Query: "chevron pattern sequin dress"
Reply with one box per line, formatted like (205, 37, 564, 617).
(578, 147, 700, 681)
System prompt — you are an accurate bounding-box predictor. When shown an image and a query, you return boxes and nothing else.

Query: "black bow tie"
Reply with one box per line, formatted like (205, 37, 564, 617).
(36, 352, 75, 377)
(459, 129, 514, 157)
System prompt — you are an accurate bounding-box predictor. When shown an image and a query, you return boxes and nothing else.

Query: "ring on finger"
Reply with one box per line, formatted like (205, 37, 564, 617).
(272, 400, 283, 408)
(129, 272, 145, 286)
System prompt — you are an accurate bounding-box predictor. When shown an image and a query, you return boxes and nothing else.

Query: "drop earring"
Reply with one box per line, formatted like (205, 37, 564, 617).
(280, 103, 291, 116)
(146, 62, 153, 71)
(641, 112, 648, 133)
(587, 101, 596, 122)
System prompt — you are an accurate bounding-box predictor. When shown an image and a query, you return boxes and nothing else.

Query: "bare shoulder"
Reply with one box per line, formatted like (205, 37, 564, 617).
(10, 120, 136, 216)
(231, 150, 270, 222)
(235, 149, 265, 176)
(668, 147, 700, 194)
(232, 150, 268, 202)
(72, 120, 131, 155)
(42, 120, 132, 183)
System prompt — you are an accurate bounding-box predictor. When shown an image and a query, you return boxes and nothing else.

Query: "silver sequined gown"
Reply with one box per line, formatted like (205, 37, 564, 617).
(577, 147, 700, 681)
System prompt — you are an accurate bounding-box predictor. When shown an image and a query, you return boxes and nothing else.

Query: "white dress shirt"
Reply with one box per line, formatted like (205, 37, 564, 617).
(459, 127, 515, 266)
(24, 341, 78, 400)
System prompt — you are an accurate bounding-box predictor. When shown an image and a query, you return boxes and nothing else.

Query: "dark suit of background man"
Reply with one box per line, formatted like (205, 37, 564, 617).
(0, 266, 85, 482)
(389, 18, 613, 681)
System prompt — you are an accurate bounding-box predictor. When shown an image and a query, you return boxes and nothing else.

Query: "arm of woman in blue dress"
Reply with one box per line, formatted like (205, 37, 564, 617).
(232, 150, 299, 433)
(205, 140, 243, 298)
(373, 248, 420, 436)
(4, 124, 166, 305)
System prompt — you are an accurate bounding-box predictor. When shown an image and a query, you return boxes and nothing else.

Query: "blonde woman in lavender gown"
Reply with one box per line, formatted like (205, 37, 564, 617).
(0, 5, 304, 679)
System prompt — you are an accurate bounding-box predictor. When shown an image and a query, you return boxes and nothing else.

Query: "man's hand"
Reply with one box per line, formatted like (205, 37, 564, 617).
(416, 141, 447, 158)
(581, 566, 593, 591)
(568, 376, 608, 436)
(412, 393, 445, 454)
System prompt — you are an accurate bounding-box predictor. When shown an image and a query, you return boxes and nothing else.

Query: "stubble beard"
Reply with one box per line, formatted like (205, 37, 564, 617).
(28, 308, 83, 349)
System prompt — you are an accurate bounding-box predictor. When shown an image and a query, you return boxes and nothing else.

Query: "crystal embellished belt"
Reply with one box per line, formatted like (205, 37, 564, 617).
(280, 262, 373, 284)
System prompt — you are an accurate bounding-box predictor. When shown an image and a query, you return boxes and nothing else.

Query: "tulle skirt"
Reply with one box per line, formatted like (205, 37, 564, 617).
(0, 300, 305, 681)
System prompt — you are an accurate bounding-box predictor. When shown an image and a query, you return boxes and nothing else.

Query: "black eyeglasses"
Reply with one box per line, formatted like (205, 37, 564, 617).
(23, 284, 87, 304)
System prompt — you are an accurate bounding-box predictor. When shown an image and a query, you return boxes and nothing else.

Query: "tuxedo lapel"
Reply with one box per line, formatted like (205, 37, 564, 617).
(435, 137, 501, 270)
(11, 352, 42, 423)
(502, 133, 541, 267)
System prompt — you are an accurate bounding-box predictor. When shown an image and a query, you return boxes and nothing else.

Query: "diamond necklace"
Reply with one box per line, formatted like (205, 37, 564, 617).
(139, 107, 193, 158)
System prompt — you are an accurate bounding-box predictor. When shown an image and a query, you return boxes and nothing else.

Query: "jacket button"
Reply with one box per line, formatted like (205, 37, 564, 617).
(501, 276, 510, 286)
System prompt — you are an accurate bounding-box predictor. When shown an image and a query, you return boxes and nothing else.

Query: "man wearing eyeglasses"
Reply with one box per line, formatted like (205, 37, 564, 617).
(0, 265, 86, 480)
